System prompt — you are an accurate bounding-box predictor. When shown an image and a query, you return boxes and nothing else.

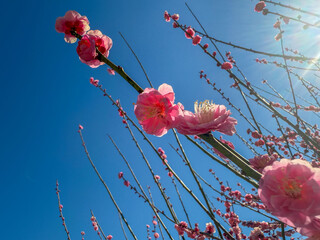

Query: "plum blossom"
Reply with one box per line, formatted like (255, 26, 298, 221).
(258, 159, 320, 227)
(107, 68, 115, 75)
(274, 32, 283, 41)
(273, 20, 281, 29)
(283, 16, 290, 24)
(254, 1, 266, 12)
(249, 227, 264, 240)
(205, 222, 216, 234)
(221, 62, 233, 70)
(171, 14, 179, 21)
(192, 35, 202, 45)
(297, 215, 320, 239)
(124, 180, 130, 187)
(185, 27, 195, 39)
(249, 154, 277, 173)
(55, 10, 90, 43)
(174, 221, 188, 236)
(164, 11, 170, 22)
(76, 30, 112, 68)
(134, 84, 183, 137)
(175, 100, 237, 136)
(89, 77, 99, 87)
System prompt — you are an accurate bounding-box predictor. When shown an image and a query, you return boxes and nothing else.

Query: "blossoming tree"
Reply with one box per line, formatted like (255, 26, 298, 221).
(55, 2, 320, 239)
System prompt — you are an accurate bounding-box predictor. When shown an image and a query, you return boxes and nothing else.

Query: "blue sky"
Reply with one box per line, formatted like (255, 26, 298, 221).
(1, 0, 319, 239)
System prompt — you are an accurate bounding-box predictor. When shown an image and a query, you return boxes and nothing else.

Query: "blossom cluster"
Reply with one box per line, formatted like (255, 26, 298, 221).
(55, 11, 112, 68)
(55, 6, 320, 240)
(134, 83, 237, 137)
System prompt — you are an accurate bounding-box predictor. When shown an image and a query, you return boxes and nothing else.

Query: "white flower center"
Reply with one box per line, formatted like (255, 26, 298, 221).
(194, 100, 216, 123)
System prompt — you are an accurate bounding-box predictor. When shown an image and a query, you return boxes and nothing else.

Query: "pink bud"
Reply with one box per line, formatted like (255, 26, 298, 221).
(124, 180, 130, 187)
(192, 35, 202, 45)
(107, 68, 115, 75)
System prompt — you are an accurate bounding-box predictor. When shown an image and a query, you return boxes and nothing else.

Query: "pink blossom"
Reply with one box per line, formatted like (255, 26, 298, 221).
(55, 10, 90, 43)
(173, 22, 179, 28)
(124, 180, 130, 187)
(185, 229, 197, 239)
(175, 100, 237, 136)
(249, 154, 277, 173)
(258, 159, 320, 227)
(251, 131, 261, 139)
(155, 175, 161, 180)
(118, 172, 123, 179)
(273, 20, 281, 29)
(205, 222, 216, 234)
(249, 227, 264, 240)
(185, 27, 195, 39)
(81, 231, 85, 235)
(107, 235, 113, 240)
(171, 14, 179, 21)
(174, 221, 188, 236)
(168, 172, 173, 177)
(283, 16, 290, 24)
(164, 11, 170, 22)
(192, 35, 202, 45)
(213, 136, 235, 159)
(107, 68, 115, 75)
(221, 62, 233, 70)
(297, 215, 320, 238)
(76, 30, 112, 68)
(154, 233, 159, 238)
(274, 32, 283, 41)
(134, 84, 183, 137)
(79, 124, 84, 130)
(89, 77, 99, 87)
(196, 235, 205, 240)
(254, 1, 266, 13)
(245, 194, 253, 202)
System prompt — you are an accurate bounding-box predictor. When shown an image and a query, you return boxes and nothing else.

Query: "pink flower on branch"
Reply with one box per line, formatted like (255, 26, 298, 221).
(134, 84, 183, 137)
(171, 14, 179, 21)
(55, 10, 90, 43)
(274, 32, 283, 41)
(258, 159, 320, 227)
(76, 30, 112, 68)
(89, 77, 99, 87)
(283, 16, 290, 24)
(249, 154, 277, 173)
(164, 11, 171, 22)
(107, 68, 115, 75)
(192, 35, 202, 46)
(221, 62, 233, 70)
(273, 20, 281, 29)
(185, 27, 195, 39)
(175, 100, 237, 136)
(254, 1, 266, 13)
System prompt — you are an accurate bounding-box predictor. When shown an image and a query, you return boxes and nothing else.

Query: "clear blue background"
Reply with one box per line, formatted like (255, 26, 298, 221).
(1, 0, 318, 239)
